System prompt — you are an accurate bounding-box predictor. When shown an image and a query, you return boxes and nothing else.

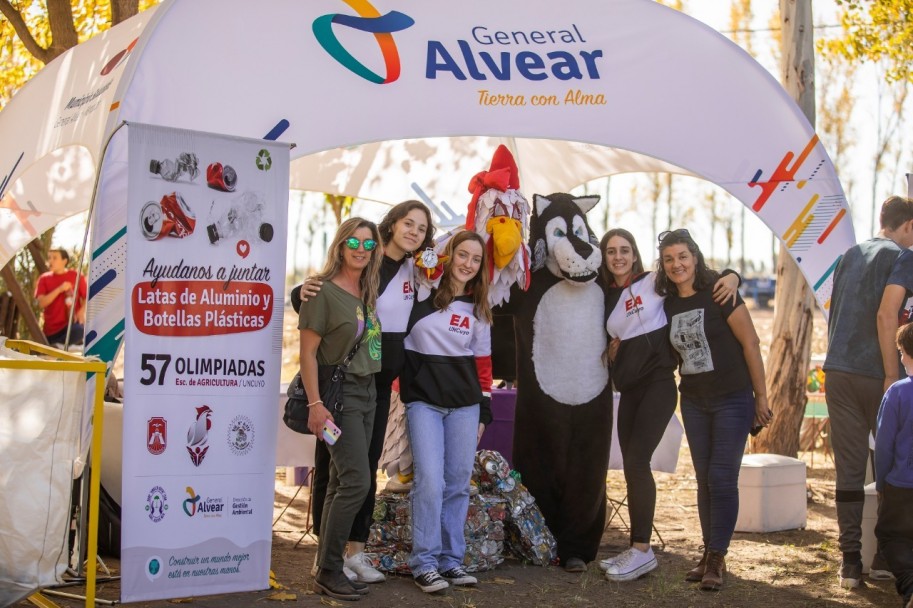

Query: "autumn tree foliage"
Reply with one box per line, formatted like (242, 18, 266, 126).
(822, 0, 913, 84)
(0, 0, 157, 108)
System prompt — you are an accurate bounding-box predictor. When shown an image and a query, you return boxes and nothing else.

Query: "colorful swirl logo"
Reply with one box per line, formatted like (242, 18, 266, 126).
(313, 0, 415, 84)
(183, 486, 201, 516)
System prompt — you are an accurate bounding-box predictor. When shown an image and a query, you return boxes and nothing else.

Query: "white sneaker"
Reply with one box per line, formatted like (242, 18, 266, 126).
(312, 553, 357, 582)
(344, 552, 386, 583)
(868, 553, 894, 581)
(604, 546, 657, 582)
(598, 553, 621, 572)
(868, 568, 894, 581)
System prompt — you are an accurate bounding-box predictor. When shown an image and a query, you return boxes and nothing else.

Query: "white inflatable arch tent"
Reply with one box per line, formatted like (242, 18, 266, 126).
(0, 0, 853, 370)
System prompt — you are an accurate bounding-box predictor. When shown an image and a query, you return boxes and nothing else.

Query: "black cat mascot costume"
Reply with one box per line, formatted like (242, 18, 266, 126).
(497, 192, 612, 571)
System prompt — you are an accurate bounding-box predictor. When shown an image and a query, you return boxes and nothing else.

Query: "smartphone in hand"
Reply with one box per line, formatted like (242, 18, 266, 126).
(322, 419, 342, 445)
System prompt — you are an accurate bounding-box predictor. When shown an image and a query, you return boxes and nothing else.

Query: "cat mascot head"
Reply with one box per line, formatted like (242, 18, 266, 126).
(529, 193, 602, 285)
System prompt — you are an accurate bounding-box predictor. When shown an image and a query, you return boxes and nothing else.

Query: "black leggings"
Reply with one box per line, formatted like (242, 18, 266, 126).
(616, 376, 677, 544)
(312, 368, 395, 543)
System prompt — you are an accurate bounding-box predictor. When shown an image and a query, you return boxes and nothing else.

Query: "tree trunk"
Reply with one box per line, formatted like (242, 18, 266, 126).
(45, 0, 79, 62)
(752, 0, 815, 455)
(111, 0, 141, 26)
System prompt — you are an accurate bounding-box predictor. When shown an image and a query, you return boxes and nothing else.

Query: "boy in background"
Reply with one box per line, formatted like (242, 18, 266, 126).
(34, 247, 87, 345)
(875, 322, 913, 607)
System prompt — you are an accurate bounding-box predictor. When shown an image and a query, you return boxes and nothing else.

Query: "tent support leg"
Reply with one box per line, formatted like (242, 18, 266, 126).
(37, 589, 117, 606)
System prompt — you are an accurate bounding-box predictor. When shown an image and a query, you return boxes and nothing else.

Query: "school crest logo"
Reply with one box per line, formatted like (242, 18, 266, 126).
(147, 416, 167, 455)
(145, 486, 168, 522)
(226, 415, 254, 456)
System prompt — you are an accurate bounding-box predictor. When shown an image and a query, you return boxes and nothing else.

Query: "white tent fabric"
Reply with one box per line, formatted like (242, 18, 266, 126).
(289, 136, 688, 208)
(0, 0, 854, 373)
(0, 341, 85, 606)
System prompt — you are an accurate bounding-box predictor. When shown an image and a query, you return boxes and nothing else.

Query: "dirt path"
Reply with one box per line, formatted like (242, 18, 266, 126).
(34, 302, 892, 607)
(39, 450, 895, 608)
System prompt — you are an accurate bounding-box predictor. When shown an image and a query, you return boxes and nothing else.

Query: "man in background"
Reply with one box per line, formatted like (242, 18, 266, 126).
(34, 247, 87, 346)
(825, 195, 913, 589)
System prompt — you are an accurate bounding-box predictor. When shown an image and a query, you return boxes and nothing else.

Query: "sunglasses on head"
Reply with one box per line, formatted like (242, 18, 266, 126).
(658, 228, 691, 243)
(344, 237, 377, 251)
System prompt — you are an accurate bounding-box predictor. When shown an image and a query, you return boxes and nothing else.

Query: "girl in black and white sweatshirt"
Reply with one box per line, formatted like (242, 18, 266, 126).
(400, 230, 493, 594)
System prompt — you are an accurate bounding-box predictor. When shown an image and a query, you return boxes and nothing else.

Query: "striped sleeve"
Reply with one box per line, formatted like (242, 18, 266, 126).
(471, 320, 493, 396)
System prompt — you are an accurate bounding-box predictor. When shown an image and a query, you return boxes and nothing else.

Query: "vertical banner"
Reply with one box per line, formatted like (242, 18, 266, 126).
(121, 123, 288, 602)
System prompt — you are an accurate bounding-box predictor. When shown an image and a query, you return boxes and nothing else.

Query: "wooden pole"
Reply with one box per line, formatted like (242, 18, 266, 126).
(753, 0, 816, 455)
(0, 262, 47, 344)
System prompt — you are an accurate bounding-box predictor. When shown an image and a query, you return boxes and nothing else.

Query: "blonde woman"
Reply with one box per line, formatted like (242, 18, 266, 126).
(298, 217, 382, 601)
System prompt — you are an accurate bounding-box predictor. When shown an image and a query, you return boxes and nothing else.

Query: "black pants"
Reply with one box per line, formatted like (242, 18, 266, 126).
(312, 368, 394, 543)
(617, 376, 677, 544)
(876, 483, 913, 600)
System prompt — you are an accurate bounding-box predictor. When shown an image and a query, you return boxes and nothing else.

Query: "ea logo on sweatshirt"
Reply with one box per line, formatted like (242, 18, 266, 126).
(448, 313, 471, 336)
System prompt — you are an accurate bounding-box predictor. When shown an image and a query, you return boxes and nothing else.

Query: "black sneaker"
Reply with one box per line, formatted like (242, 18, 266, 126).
(839, 560, 863, 589)
(314, 568, 362, 601)
(441, 566, 478, 586)
(414, 570, 449, 593)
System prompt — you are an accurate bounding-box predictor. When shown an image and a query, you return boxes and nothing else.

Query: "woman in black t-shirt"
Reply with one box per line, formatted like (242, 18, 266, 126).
(655, 229, 772, 592)
(598, 229, 739, 583)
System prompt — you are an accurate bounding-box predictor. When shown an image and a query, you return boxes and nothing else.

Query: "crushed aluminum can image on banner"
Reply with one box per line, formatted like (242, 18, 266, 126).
(140, 192, 196, 240)
(206, 162, 237, 192)
(364, 449, 556, 573)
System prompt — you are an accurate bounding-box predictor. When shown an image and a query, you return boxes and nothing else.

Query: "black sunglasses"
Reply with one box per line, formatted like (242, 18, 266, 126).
(658, 228, 691, 243)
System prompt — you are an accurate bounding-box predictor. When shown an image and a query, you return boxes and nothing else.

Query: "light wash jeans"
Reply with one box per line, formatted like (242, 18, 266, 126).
(405, 400, 479, 576)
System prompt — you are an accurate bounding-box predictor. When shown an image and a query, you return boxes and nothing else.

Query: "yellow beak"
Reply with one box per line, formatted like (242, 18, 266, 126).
(486, 216, 523, 269)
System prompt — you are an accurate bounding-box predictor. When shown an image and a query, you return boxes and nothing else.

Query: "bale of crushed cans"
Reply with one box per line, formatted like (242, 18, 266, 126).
(364, 449, 556, 573)
(475, 449, 557, 566)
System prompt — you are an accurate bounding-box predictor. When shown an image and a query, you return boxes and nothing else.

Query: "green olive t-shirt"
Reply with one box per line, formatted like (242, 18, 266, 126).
(298, 280, 381, 377)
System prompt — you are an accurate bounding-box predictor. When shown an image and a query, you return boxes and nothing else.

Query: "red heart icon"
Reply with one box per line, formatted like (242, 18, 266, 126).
(237, 240, 250, 258)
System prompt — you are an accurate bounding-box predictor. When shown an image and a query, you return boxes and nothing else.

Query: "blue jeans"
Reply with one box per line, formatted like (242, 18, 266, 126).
(406, 401, 479, 576)
(680, 387, 754, 554)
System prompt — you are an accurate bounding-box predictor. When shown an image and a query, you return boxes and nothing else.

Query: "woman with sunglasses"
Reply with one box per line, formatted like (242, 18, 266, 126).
(298, 217, 383, 601)
(400, 230, 493, 594)
(598, 228, 739, 583)
(295, 201, 435, 584)
(655, 229, 772, 592)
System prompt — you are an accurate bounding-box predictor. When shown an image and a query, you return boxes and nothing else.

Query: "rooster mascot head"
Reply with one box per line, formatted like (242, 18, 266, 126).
(465, 144, 531, 306)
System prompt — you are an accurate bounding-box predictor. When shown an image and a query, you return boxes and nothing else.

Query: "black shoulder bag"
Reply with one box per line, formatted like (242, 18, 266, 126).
(284, 339, 362, 435)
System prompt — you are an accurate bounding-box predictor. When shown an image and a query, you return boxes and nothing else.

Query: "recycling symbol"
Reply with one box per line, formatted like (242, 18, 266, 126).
(255, 149, 272, 171)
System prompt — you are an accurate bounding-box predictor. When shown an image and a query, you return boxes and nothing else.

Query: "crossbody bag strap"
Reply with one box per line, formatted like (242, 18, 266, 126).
(339, 299, 368, 369)
(340, 340, 360, 369)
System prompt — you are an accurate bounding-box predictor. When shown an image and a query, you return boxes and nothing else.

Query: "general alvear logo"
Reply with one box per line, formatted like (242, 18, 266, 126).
(313, 0, 414, 84)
